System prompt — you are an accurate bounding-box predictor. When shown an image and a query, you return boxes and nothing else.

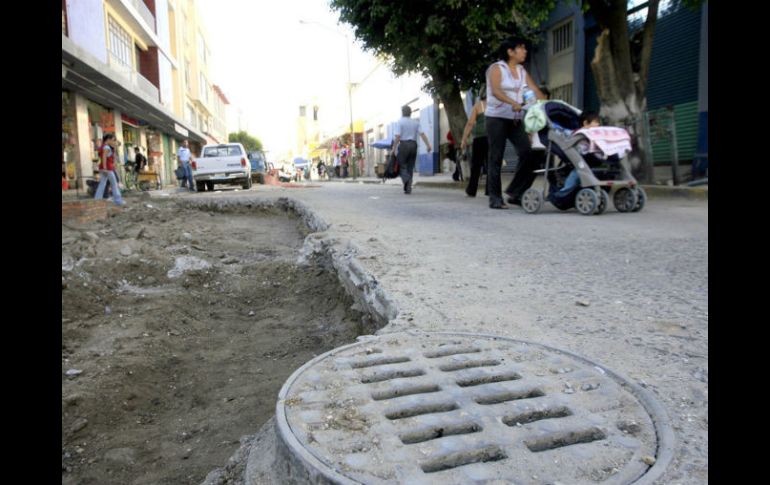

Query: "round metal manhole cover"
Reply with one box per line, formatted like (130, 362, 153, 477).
(276, 332, 673, 484)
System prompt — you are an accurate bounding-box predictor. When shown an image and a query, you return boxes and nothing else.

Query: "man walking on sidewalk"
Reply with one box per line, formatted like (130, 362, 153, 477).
(177, 140, 194, 191)
(393, 105, 432, 194)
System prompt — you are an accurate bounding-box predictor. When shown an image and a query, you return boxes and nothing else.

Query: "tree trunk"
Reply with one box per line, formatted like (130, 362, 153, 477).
(591, 29, 651, 182)
(588, 0, 660, 184)
(430, 72, 468, 166)
(431, 71, 468, 165)
(441, 90, 469, 161)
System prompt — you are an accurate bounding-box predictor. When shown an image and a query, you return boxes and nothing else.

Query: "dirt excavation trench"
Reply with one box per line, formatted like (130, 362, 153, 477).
(61, 200, 368, 485)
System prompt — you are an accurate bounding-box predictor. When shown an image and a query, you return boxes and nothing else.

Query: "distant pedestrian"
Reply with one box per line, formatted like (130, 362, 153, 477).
(177, 139, 195, 191)
(447, 131, 462, 181)
(393, 105, 432, 194)
(133, 146, 147, 174)
(460, 86, 489, 197)
(94, 133, 125, 206)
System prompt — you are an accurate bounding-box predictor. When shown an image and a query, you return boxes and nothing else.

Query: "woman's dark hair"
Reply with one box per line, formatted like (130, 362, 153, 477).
(497, 37, 528, 61)
(102, 132, 116, 143)
(401, 105, 412, 117)
(539, 85, 551, 99)
(579, 111, 601, 126)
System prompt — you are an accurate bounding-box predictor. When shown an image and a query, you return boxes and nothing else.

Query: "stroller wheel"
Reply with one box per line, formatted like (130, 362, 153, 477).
(522, 188, 543, 214)
(632, 186, 646, 212)
(613, 187, 638, 212)
(575, 188, 599, 215)
(595, 189, 609, 215)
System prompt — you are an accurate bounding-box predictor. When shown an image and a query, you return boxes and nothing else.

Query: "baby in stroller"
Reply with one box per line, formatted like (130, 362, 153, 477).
(548, 111, 602, 208)
(521, 101, 646, 215)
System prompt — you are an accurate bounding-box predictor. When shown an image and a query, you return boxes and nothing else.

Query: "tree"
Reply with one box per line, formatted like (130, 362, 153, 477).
(585, 0, 659, 182)
(330, 1, 555, 152)
(586, 0, 702, 182)
(333, 1, 702, 182)
(228, 131, 263, 153)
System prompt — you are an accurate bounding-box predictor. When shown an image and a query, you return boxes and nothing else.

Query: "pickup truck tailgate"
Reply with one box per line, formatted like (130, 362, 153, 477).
(195, 156, 244, 175)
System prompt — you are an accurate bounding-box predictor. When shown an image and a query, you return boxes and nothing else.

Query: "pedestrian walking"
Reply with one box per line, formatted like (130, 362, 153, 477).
(177, 139, 195, 191)
(94, 133, 125, 206)
(460, 87, 489, 197)
(392, 105, 432, 194)
(484, 37, 546, 209)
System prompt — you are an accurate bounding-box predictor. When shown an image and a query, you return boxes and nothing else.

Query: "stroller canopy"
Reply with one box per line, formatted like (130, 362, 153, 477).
(544, 101, 582, 131)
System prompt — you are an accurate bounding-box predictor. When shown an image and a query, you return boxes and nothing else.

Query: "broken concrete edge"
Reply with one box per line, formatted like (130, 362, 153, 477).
(177, 196, 399, 333)
(177, 195, 400, 484)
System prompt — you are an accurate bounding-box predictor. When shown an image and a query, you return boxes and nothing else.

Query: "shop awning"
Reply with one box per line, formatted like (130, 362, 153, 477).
(62, 35, 205, 144)
(308, 147, 328, 158)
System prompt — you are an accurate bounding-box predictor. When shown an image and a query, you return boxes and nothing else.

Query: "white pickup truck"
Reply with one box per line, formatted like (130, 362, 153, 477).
(192, 143, 252, 192)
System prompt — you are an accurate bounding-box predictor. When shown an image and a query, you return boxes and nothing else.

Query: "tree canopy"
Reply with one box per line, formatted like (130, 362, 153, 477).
(228, 131, 263, 153)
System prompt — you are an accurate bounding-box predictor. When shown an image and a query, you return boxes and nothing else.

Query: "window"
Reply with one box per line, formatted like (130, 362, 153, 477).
(551, 19, 573, 56)
(108, 16, 133, 68)
(203, 146, 243, 157)
(181, 13, 188, 46)
(299, 106, 306, 117)
(186, 104, 196, 127)
(199, 72, 208, 103)
(197, 33, 206, 65)
(551, 83, 573, 104)
(184, 59, 191, 92)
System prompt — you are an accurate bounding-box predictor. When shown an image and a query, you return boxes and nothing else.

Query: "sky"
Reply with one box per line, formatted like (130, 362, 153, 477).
(198, 0, 383, 158)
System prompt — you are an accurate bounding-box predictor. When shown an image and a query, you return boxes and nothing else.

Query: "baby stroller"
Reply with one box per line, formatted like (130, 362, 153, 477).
(521, 101, 646, 215)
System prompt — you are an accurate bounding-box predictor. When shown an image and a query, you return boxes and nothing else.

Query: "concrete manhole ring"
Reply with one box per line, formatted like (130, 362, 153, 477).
(276, 331, 674, 484)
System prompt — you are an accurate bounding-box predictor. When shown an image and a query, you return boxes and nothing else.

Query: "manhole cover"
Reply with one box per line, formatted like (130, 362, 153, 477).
(276, 332, 673, 484)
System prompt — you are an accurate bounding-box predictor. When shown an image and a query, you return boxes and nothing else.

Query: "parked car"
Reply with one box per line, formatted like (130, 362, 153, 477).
(192, 143, 252, 191)
(277, 163, 295, 183)
(248, 151, 268, 184)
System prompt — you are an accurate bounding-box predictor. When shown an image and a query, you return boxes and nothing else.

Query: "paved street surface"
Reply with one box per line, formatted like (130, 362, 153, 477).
(161, 180, 708, 484)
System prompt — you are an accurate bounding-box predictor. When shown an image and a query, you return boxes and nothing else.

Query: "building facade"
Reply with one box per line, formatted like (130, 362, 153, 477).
(526, 0, 708, 176)
(62, 0, 228, 190)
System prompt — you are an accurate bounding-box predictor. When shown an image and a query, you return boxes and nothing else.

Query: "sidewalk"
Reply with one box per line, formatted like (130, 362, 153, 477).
(321, 172, 708, 200)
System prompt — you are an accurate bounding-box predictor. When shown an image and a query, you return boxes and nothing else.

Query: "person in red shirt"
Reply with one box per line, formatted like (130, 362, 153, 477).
(94, 133, 125, 205)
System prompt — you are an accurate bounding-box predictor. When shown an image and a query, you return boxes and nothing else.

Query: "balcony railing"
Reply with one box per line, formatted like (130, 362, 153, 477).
(130, 0, 156, 33)
(108, 52, 160, 103)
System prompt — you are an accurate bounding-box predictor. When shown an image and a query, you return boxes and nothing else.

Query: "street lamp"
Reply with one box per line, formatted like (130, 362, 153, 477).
(299, 19, 357, 178)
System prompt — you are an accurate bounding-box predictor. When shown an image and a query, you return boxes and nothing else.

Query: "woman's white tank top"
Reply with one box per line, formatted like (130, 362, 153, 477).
(485, 61, 528, 120)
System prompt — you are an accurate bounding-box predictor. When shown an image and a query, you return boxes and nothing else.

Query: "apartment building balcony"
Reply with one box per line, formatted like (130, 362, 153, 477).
(63, 34, 206, 144)
(108, 52, 160, 103)
(107, 0, 156, 37)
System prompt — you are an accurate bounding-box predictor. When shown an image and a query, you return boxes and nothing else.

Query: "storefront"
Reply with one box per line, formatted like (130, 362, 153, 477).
(161, 133, 174, 186)
(87, 100, 116, 178)
(61, 91, 77, 189)
(121, 113, 143, 164)
(145, 128, 165, 188)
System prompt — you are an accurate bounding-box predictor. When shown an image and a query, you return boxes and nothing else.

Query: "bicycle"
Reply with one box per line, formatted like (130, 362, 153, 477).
(118, 162, 139, 192)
